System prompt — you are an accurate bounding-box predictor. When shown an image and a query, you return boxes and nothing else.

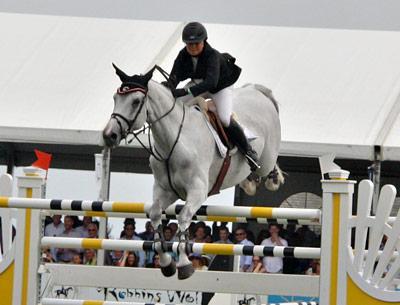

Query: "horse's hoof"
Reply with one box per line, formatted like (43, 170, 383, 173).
(177, 264, 195, 280)
(161, 261, 176, 277)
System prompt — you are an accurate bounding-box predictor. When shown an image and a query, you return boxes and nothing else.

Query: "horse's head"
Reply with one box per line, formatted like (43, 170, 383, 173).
(103, 64, 153, 148)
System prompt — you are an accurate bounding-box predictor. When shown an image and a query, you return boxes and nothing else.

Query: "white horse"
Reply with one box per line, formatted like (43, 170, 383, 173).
(103, 65, 284, 279)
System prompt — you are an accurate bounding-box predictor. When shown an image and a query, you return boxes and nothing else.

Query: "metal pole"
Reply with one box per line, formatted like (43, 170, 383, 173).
(372, 146, 381, 214)
(95, 148, 111, 266)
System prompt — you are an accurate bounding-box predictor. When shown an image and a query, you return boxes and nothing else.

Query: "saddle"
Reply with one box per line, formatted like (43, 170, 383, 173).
(194, 97, 233, 150)
(192, 97, 234, 196)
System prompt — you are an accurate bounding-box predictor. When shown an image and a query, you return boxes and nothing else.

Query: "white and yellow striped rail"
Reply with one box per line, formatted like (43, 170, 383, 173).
(0, 196, 321, 224)
(41, 237, 321, 259)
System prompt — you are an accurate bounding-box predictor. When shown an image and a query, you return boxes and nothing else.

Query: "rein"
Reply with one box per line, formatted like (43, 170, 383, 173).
(111, 65, 185, 199)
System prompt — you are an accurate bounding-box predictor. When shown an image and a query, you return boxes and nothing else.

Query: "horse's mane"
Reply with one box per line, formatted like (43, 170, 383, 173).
(242, 83, 279, 113)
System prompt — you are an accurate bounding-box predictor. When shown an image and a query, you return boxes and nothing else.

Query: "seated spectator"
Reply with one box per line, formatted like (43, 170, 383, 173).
(76, 216, 93, 237)
(215, 227, 233, 244)
(120, 251, 139, 267)
(204, 234, 213, 243)
(87, 223, 99, 238)
(83, 249, 97, 265)
(44, 215, 64, 261)
(261, 224, 288, 273)
(305, 259, 320, 275)
(71, 253, 82, 265)
(192, 223, 207, 243)
(168, 222, 178, 238)
(246, 256, 266, 273)
(56, 216, 81, 263)
(42, 248, 55, 263)
(163, 226, 177, 261)
(234, 227, 254, 272)
(111, 250, 124, 266)
(139, 221, 154, 240)
(119, 220, 145, 267)
(189, 253, 209, 270)
(152, 254, 161, 268)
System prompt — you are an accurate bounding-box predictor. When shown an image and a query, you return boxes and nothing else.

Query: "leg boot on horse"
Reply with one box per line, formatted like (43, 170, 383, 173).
(154, 224, 176, 277)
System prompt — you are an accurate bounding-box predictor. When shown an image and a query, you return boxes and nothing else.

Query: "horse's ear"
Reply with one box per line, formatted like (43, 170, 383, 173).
(112, 63, 129, 82)
(142, 68, 154, 85)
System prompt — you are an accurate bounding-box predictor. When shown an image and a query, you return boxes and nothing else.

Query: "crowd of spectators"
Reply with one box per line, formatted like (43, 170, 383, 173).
(42, 215, 321, 275)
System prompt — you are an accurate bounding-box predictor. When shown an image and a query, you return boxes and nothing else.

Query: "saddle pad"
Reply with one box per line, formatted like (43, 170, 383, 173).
(195, 105, 227, 158)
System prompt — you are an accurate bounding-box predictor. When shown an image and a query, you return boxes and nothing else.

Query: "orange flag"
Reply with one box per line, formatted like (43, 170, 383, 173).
(32, 149, 52, 171)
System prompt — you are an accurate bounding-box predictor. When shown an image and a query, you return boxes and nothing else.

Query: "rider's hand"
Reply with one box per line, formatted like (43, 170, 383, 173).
(161, 81, 171, 88)
(172, 88, 188, 98)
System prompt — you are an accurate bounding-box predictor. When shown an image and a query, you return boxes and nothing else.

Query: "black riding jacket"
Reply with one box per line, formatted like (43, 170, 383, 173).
(169, 42, 241, 96)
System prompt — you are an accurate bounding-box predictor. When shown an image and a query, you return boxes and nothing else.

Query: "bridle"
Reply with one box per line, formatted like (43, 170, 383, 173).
(109, 65, 186, 164)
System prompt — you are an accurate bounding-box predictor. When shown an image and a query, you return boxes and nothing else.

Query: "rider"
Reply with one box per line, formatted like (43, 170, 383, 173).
(164, 21, 260, 172)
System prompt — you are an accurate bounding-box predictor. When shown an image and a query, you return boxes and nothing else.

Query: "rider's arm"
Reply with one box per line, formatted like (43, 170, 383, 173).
(169, 51, 187, 88)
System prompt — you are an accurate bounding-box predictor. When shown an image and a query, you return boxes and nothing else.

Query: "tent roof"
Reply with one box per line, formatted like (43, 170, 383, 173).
(1, 13, 400, 161)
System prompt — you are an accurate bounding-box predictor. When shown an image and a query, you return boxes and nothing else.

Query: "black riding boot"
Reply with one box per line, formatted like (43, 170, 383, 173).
(225, 118, 260, 172)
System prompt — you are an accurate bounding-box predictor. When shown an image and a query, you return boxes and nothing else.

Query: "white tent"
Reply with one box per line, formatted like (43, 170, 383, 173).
(1, 12, 400, 161)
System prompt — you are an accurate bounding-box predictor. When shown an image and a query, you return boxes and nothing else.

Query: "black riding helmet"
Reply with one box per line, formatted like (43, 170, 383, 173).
(182, 22, 207, 43)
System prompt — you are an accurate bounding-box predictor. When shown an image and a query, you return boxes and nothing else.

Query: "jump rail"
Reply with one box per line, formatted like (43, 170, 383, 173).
(0, 197, 321, 222)
(41, 237, 321, 259)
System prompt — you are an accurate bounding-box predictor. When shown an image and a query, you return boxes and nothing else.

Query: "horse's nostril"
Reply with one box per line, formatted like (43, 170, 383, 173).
(111, 133, 117, 140)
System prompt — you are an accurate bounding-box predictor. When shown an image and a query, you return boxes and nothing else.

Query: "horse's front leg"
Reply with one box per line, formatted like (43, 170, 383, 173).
(176, 178, 208, 280)
(149, 182, 178, 277)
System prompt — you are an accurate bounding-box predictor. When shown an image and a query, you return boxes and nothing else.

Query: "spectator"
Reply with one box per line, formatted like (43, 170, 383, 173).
(139, 221, 155, 267)
(152, 254, 161, 268)
(83, 249, 97, 265)
(76, 216, 93, 237)
(204, 234, 213, 243)
(234, 227, 254, 272)
(247, 256, 266, 273)
(189, 253, 208, 270)
(71, 253, 82, 265)
(305, 259, 320, 275)
(296, 225, 318, 273)
(261, 224, 288, 273)
(87, 223, 99, 238)
(56, 216, 81, 263)
(119, 221, 145, 267)
(139, 221, 154, 240)
(44, 215, 64, 261)
(120, 251, 139, 267)
(44, 215, 64, 237)
(163, 226, 177, 261)
(168, 222, 178, 238)
(215, 227, 233, 244)
(41, 248, 55, 263)
(111, 250, 124, 266)
(192, 223, 207, 243)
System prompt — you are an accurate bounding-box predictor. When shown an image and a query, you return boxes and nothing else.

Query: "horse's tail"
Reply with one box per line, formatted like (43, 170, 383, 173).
(242, 83, 279, 114)
(265, 164, 285, 191)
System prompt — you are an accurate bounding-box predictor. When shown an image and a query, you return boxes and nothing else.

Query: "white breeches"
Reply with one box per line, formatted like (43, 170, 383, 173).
(180, 85, 233, 127)
(204, 87, 233, 127)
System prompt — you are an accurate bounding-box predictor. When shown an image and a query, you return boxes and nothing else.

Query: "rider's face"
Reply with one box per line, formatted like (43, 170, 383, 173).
(186, 41, 204, 56)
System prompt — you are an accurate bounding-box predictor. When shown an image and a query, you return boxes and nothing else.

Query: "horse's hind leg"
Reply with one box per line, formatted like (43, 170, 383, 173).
(149, 183, 178, 277)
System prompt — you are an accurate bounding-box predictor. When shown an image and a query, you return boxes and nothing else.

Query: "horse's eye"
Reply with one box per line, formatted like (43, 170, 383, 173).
(133, 98, 141, 105)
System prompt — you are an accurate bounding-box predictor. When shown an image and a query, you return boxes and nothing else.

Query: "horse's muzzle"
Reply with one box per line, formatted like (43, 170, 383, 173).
(102, 124, 119, 148)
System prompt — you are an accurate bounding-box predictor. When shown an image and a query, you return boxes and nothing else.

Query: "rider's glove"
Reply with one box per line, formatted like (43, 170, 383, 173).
(161, 81, 171, 89)
(172, 88, 188, 98)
